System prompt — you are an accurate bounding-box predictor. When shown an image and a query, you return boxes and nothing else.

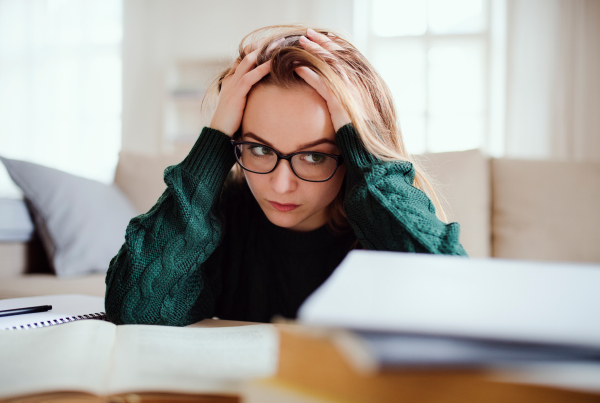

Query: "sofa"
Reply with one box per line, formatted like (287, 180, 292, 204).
(1, 147, 599, 300)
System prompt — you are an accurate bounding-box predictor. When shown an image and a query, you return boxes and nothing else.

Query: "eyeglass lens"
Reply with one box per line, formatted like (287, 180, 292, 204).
(235, 143, 338, 181)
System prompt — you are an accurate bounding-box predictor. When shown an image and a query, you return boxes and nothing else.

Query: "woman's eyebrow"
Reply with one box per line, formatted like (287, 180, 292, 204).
(242, 132, 337, 150)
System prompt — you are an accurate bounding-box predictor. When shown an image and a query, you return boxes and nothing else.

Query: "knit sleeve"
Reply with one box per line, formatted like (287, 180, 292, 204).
(104, 126, 237, 326)
(336, 124, 468, 256)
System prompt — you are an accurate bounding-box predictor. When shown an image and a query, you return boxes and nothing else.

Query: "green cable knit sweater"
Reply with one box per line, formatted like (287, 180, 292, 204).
(104, 124, 467, 326)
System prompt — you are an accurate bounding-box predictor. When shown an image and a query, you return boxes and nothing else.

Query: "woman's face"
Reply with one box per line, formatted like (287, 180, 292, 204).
(240, 84, 345, 232)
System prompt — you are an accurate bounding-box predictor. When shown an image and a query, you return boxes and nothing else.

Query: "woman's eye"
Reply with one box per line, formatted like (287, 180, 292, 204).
(304, 154, 324, 163)
(250, 146, 272, 156)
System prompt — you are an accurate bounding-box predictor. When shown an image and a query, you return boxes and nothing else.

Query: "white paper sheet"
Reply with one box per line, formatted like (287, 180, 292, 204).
(298, 250, 600, 349)
(0, 295, 105, 330)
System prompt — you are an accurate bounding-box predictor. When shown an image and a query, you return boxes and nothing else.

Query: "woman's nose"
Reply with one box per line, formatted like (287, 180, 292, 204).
(270, 160, 298, 194)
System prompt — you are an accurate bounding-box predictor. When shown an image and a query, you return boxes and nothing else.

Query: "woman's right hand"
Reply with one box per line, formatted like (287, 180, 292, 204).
(209, 43, 273, 137)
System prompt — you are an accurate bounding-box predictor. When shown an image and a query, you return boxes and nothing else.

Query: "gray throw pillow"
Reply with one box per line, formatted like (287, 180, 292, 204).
(0, 156, 137, 278)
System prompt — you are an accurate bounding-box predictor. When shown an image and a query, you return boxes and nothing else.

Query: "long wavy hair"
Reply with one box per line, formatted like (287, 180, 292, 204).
(202, 24, 447, 233)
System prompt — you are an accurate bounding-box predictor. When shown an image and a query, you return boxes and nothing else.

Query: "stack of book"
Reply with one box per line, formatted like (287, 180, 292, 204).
(247, 250, 600, 402)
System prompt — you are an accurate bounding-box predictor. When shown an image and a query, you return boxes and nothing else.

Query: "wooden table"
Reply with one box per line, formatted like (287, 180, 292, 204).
(193, 319, 600, 403)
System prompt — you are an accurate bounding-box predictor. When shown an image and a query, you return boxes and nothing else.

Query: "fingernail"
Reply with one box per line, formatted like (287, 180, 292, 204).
(267, 38, 284, 52)
(307, 28, 316, 35)
(299, 36, 308, 42)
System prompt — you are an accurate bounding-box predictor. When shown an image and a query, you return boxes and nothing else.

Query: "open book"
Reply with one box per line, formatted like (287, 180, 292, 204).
(0, 319, 279, 400)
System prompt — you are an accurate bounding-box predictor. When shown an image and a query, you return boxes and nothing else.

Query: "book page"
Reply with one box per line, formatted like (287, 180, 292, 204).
(107, 324, 279, 395)
(0, 320, 116, 399)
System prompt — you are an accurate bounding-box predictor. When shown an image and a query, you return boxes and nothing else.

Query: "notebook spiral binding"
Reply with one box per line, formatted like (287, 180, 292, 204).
(4, 312, 107, 331)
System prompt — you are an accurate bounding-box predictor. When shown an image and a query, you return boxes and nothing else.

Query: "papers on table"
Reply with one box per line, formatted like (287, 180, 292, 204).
(299, 250, 600, 349)
(298, 250, 600, 370)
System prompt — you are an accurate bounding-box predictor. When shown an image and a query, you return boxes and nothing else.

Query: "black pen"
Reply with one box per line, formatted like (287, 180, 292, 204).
(0, 305, 52, 318)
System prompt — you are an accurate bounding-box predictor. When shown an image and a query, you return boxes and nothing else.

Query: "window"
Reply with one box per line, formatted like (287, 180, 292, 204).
(0, 0, 122, 193)
(356, 0, 499, 155)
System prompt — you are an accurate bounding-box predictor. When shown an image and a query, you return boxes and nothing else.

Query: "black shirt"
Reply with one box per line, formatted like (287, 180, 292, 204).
(209, 179, 357, 322)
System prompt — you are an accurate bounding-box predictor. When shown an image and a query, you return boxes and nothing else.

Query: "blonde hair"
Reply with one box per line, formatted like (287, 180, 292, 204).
(203, 24, 447, 232)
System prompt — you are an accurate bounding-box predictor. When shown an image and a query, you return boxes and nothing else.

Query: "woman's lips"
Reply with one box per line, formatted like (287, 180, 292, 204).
(269, 201, 300, 212)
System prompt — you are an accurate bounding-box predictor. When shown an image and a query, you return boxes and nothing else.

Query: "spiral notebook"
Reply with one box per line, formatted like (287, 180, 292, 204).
(0, 294, 106, 330)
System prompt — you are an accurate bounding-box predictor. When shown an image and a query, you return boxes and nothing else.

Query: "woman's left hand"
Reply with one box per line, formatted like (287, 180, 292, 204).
(296, 29, 358, 132)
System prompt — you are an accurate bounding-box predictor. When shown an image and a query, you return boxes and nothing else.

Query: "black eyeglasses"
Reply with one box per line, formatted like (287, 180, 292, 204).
(231, 141, 344, 182)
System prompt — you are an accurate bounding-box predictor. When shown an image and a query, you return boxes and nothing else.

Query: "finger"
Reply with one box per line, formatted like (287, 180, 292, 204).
(306, 28, 344, 51)
(223, 58, 242, 79)
(233, 48, 260, 80)
(297, 64, 361, 107)
(298, 38, 351, 84)
(230, 37, 276, 81)
(295, 65, 357, 107)
(243, 38, 267, 55)
(267, 37, 285, 53)
(298, 35, 328, 55)
(236, 60, 272, 93)
(294, 66, 334, 104)
(295, 66, 352, 130)
(231, 38, 281, 85)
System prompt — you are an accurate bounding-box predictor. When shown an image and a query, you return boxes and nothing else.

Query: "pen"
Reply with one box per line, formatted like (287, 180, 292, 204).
(0, 305, 52, 318)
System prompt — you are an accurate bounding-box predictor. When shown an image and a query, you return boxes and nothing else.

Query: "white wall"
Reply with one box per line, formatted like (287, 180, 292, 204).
(122, 0, 354, 154)
(504, 0, 560, 160)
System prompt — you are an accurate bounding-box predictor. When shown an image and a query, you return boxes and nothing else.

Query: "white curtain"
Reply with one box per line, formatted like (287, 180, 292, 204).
(551, 0, 600, 162)
(505, 0, 600, 162)
(0, 0, 122, 197)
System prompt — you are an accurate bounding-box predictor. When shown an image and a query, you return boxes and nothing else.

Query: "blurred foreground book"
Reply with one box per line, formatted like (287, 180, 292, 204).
(298, 250, 600, 350)
(248, 250, 600, 402)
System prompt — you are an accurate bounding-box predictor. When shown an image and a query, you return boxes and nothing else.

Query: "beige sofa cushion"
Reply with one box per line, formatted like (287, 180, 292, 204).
(114, 150, 190, 214)
(0, 239, 52, 278)
(0, 243, 29, 278)
(492, 158, 600, 263)
(415, 149, 491, 258)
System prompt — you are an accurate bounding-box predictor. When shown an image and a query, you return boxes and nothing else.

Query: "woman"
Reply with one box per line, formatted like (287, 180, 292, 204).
(104, 25, 467, 326)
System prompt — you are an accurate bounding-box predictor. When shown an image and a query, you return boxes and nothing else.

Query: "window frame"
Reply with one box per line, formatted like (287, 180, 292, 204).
(354, 0, 498, 155)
